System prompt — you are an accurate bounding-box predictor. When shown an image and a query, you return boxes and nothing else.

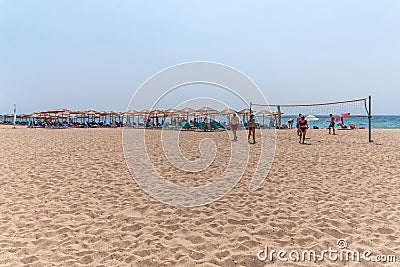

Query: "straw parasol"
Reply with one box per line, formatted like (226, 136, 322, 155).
(126, 109, 138, 115)
(197, 106, 219, 115)
(220, 108, 237, 116)
(139, 109, 151, 116)
(149, 109, 163, 117)
(45, 108, 72, 121)
(149, 110, 163, 125)
(180, 107, 195, 114)
(256, 110, 273, 126)
(179, 107, 195, 120)
(220, 108, 237, 123)
(136, 109, 150, 123)
(116, 112, 124, 122)
(238, 108, 253, 123)
(238, 108, 252, 115)
(45, 108, 71, 114)
(74, 110, 89, 123)
(164, 108, 178, 116)
(86, 110, 98, 121)
(124, 110, 138, 124)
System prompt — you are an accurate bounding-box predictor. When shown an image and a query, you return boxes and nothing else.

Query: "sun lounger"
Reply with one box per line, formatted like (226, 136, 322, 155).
(182, 122, 192, 130)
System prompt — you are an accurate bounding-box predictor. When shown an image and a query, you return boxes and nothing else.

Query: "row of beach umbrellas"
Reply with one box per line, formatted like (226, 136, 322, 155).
(1, 107, 277, 121)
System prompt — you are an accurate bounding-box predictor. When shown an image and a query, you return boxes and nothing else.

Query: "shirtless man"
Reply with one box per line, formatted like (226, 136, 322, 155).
(230, 113, 239, 140)
(204, 114, 209, 132)
(296, 113, 302, 136)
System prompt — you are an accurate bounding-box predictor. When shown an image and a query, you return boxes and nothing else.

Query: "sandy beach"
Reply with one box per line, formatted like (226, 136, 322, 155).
(0, 127, 399, 266)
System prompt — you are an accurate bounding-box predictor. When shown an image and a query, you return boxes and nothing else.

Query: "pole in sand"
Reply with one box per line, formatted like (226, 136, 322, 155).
(13, 104, 17, 129)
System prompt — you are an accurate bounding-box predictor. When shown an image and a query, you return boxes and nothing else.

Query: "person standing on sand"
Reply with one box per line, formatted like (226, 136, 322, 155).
(298, 116, 308, 144)
(288, 118, 294, 129)
(204, 114, 209, 132)
(328, 114, 336, 135)
(230, 113, 239, 140)
(248, 114, 256, 144)
(296, 113, 302, 136)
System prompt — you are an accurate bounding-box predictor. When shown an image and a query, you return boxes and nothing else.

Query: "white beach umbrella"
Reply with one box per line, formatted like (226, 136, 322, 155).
(305, 115, 319, 129)
(305, 115, 319, 121)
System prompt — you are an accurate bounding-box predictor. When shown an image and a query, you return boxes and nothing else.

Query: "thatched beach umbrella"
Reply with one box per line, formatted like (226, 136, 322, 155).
(108, 111, 118, 123)
(179, 107, 195, 121)
(238, 108, 252, 115)
(192, 111, 204, 121)
(138, 109, 151, 124)
(220, 108, 237, 116)
(271, 111, 284, 127)
(220, 108, 237, 123)
(125, 109, 138, 125)
(45, 108, 72, 122)
(164, 108, 178, 117)
(257, 110, 273, 126)
(86, 110, 98, 122)
(97, 111, 109, 123)
(162, 108, 179, 123)
(118, 112, 125, 121)
(162, 108, 176, 124)
(140, 109, 151, 116)
(238, 108, 253, 123)
(69, 110, 82, 123)
(149, 109, 163, 117)
(76, 111, 89, 123)
(198, 106, 219, 115)
(197, 106, 219, 121)
(149, 110, 163, 126)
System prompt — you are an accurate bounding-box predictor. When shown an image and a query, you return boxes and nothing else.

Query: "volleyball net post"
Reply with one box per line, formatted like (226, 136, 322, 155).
(249, 97, 372, 143)
(368, 95, 372, 143)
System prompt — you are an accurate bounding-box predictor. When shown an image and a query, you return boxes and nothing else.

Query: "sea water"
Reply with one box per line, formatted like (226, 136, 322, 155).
(263, 115, 400, 129)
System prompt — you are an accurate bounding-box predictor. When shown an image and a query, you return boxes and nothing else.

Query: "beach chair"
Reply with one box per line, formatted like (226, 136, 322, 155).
(210, 122, 219, 130)
(198, 122, 205, 130)
(161, 121, 169, 129)
(182, 122, 192, 130)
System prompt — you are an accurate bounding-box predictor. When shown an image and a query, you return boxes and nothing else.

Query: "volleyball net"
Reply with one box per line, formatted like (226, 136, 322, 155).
(250, 96, 372, 142)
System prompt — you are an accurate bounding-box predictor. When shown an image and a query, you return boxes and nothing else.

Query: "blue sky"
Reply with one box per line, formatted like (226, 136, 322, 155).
(0, 0, 399, 114)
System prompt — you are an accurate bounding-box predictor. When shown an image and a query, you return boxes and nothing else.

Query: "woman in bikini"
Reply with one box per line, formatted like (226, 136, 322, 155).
(298, 116, 308, 144)
(248, 114, 256, 144)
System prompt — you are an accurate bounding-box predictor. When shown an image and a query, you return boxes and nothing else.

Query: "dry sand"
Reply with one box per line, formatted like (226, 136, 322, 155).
(0, 126, 399, 266)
